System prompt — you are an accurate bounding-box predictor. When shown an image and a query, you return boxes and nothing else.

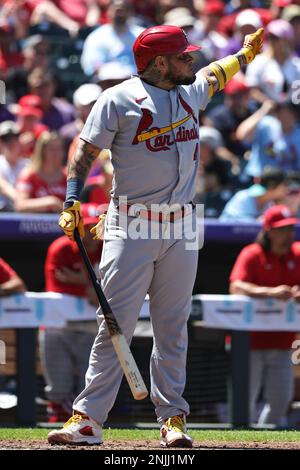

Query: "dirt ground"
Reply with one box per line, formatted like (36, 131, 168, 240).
(1, 439, 300, 450)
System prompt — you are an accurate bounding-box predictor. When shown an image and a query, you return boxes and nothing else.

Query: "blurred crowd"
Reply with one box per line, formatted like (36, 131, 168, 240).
(0, 0, 300, 221)
(2, 0, 300, 427)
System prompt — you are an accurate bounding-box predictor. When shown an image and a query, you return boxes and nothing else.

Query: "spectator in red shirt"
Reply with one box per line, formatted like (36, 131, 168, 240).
(15, 130, 66, 212)
(10, 94, 49, 157)
(217, 2, 272, 38)
(0, 23, 24, 80)
(0, 257, 26, 296)
(6, 35, 51, 102)
(40, 203, 102, 422)
(29, 0, 103, 36)
(0, 1, 32, 40)
(229, 204, 300, 427)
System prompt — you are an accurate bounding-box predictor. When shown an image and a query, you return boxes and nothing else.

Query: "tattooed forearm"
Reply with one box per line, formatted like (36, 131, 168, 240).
(68, 138, 102, 182)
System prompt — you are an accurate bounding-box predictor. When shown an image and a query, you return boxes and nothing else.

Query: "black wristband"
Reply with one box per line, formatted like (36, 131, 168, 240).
(66, 177, 84, 202)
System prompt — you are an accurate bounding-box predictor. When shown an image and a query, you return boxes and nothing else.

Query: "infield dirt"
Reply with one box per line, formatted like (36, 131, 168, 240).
(1, 439, 300, 450)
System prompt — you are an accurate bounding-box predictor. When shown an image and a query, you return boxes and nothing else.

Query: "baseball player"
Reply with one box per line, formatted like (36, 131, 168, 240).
(48, 24, 263, 447)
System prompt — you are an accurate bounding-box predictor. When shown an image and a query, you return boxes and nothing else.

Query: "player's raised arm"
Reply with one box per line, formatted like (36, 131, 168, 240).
(200, 27, 264, 97)
(59, 138, 102, 241)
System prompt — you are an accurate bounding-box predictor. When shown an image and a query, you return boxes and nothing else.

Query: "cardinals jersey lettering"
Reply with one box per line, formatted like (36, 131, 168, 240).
(80, 74, 209, 206)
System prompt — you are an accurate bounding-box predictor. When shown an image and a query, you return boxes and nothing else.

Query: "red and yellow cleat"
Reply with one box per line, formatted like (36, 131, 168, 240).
(47, 414, 102, 445)
(160, 414, 193, 448)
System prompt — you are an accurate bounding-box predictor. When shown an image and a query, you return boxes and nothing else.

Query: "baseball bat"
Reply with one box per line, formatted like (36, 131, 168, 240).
(74, 228, 148, 400)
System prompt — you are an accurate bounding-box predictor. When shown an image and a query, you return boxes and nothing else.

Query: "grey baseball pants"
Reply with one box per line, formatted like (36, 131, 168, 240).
(250, 349, 294, 427)
(39, 328, 96, 403)
(73, 203, 198, 424)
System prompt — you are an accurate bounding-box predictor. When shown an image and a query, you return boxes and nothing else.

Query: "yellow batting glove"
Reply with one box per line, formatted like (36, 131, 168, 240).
(58, 200, 85, 241)
(239, 27, 264, 64)
(90, 213, 106, 240)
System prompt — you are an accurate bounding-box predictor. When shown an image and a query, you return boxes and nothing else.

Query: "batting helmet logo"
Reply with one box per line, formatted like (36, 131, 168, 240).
(133, 25, 201, 73)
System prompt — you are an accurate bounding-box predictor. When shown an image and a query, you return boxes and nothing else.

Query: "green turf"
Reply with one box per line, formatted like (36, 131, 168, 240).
(0, 428, 300, 442)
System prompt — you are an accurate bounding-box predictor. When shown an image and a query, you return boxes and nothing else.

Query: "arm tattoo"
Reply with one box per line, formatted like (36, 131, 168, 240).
(235, 53, 247, 67)
(200, 66, 220, 94)
(68, 139, 101, 182)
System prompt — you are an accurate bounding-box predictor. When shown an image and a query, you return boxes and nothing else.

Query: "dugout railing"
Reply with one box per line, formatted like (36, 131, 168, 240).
(0, 313, 248, 428)
(1, 214, 299, 427)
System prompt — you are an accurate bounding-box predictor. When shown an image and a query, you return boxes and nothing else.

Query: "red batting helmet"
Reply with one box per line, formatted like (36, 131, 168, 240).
(133, 25, 201, 73)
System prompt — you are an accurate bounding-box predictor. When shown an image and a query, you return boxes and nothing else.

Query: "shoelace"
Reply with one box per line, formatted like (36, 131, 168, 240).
(165, 415, 185, 432)
(63, 414, 85, 428)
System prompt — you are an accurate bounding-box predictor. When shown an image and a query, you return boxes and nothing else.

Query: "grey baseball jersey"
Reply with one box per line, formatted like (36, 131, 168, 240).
(74, 74, 210, 424)
(81, 73, 209, 206)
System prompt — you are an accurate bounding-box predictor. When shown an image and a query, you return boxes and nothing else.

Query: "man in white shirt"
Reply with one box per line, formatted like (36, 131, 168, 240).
(81, 0, 143, 76)
(0, 121, 28, 211)
(246, 19, 300, 102)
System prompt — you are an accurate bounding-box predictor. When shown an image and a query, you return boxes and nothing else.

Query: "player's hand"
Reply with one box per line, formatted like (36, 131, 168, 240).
(270, 285, 292, 301)
(90, 213, 106, 240)
(239, 27, 264, 64)
(55, 267, 85, 284)
(58, 200, 85, 241)
(291, 285, 300, 303)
